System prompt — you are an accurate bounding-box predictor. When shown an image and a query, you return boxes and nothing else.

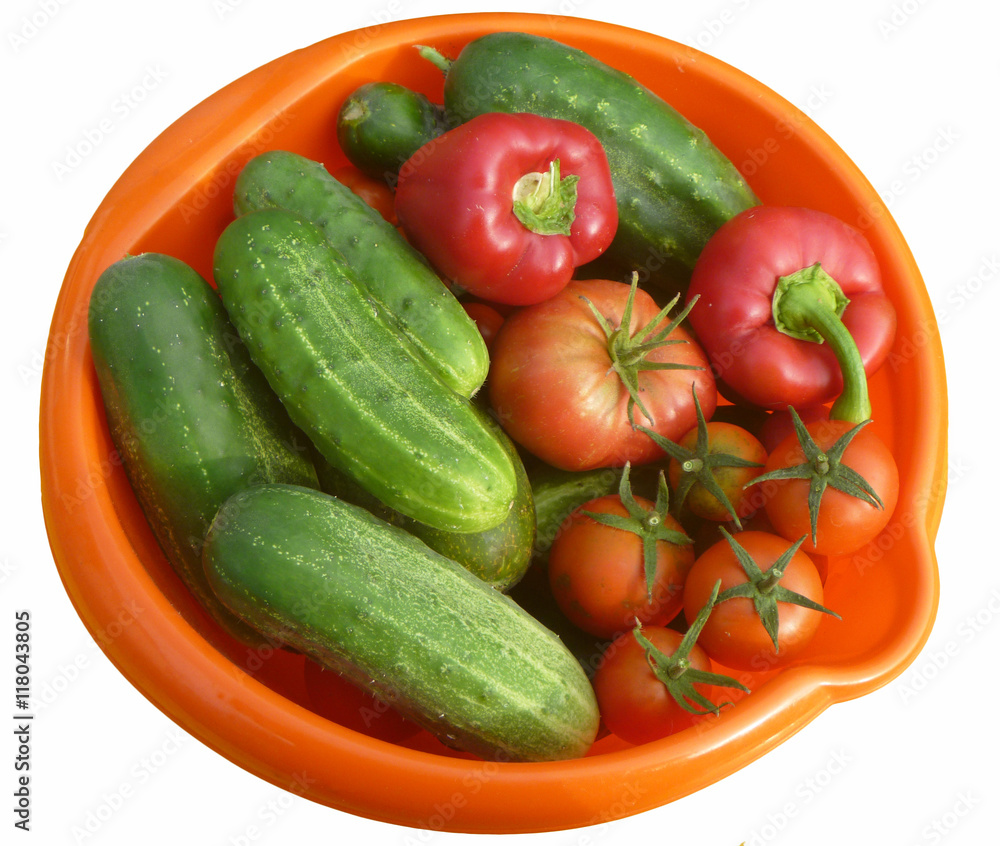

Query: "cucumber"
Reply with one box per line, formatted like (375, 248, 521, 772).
(212, 206, 516, 533)
(317, 408, 535, 592)
(233, 149, 488, 399)
(203, 483, 600, 762)
(336, 82, 448, 184)
(530, 464, 623, 568)
(421, 31, 759, 289)
(87, 253, 318, 646)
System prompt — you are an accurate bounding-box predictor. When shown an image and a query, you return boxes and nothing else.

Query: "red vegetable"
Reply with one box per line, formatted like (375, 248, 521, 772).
(686, 206, 896, 423)
(593, 581, 748, 744)
(488, 276, 717, 471)
(749, 409, 900, 557)
(547, 466, 694, 639)
(394, 111, 618, 305)
(682, 530, 837, 672)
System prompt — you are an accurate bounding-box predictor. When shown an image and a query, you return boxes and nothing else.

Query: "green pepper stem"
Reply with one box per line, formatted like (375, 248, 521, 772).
(512, 159, 579, 236)
(772, 263, 871, 424)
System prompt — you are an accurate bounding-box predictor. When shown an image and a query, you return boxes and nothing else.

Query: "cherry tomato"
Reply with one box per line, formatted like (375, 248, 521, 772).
(548, 484, 694, 640)
(331, 165, 397, 224)
(303, 658, 421, 743)
(683, 530, 834, 671)
(666, 420, 767, 523)
(756, 416, 899, 557)
(593, 625, 715, 744)
(461, 301, 505, 353)
(759, 403, 830, 454)
(489, 277, 717, 471)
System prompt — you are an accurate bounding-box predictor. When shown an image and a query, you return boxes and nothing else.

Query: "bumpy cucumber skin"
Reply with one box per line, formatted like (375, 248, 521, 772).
(203, 484, 600, 763)
(316, 409, 535, 592)
(212, 207, 516, 533)
(87, 253, 318, 647)
(233, 150, 488, 399)
(337, 82, 448, 183)
(436, 31, 759, 278)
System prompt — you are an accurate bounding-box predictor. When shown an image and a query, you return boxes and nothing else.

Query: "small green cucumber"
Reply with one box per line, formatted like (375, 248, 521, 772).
(87, 253, 318, 646)
(212, 207, 516, 533)
(422, 31, 759, 288)
(233, 149, 488, 398)
(336, 81, 448, 183)
(316, 408, 535, 592)
(203, 483, 600, 762)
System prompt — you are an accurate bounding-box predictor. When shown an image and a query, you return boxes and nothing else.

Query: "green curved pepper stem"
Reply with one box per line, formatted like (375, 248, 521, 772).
(771, 263, 871, 424)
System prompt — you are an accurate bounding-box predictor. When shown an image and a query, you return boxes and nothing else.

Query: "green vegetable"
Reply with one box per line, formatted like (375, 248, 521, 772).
(212, 206, 516, 533)
(234, 149, 488, 399)
(87, 252, 318, 647)
(203, 483, 600, 762)
(420, 31, 759, 292)
(316, 407, 535, 592)
(336, 81, 449, 184)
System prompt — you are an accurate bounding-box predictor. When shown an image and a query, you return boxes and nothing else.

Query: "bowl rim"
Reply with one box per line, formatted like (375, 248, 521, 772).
(39, 10, 946, 834)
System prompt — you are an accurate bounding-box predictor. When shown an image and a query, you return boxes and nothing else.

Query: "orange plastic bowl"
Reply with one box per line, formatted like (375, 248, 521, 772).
(39, 12, 947, 834)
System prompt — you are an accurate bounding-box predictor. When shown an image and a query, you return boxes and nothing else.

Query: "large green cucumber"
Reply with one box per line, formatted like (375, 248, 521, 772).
(336, 82, 449, 184)
(233, 149, 488, 398)
(87, 252, 318, 646)
(212, 206, 516, 533)
(316, 407, 535, 592)
(422, 31, 759, 286)
(203, 483, 600, 762)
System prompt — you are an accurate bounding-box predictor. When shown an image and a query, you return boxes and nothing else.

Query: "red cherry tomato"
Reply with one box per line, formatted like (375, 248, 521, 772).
(756, 416, 899, 557)
(683, 531, 833, 672)
(593, 625, 715, 744)
(548, 487, 694, 640)
(331, 165, 397, 224)
(461, 301, 505, 353)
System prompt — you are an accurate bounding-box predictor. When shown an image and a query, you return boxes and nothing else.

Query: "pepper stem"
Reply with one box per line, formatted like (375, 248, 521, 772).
(512, 159, 580, 236)
(771, 263, 871, 424)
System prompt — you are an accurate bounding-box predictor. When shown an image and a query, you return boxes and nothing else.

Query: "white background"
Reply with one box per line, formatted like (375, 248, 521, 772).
(3, 0, 996, 843)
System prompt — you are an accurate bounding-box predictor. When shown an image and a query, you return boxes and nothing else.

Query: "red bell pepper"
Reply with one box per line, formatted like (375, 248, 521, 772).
(394, 111, 618, 306)
(685, 205, 897, 423)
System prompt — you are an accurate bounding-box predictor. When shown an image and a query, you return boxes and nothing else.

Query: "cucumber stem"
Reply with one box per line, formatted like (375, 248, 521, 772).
(416, 45, 452, 74)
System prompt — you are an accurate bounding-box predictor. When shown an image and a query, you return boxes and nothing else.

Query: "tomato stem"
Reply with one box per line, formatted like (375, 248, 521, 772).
(771, 263, 871, 424)
(637, 385, 764, 528)
(714, 528, 840, 650)
(632, 582, 749, 716)
(584, 275, 703, 429)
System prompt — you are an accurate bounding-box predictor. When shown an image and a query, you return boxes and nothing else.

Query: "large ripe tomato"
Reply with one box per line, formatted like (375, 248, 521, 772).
(754, 415, 899, 557)
(683, 530, 835, 672)
(488, 277, 717, 471)
(592, 625, 717, 744)
(547, 477, 694, 640)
